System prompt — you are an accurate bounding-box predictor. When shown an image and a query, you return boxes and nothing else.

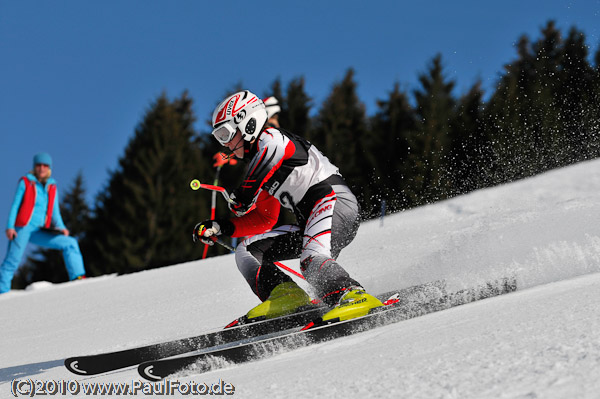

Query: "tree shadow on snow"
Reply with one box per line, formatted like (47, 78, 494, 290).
(0, 359, 64, 382)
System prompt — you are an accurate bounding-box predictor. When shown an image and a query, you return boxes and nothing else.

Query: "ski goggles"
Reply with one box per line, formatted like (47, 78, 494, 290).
(212, 123, 238, 145)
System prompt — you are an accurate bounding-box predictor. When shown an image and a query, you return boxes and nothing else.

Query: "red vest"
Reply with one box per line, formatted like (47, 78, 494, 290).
(15, 176, 56, 228)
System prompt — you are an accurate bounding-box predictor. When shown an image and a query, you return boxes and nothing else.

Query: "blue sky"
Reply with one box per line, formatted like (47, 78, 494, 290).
(1, 0, 599, 262)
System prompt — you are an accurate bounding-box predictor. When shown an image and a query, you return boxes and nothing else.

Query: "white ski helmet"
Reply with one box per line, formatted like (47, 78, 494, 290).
(211, 90, 268, 144)
(263, 96, 281, 119)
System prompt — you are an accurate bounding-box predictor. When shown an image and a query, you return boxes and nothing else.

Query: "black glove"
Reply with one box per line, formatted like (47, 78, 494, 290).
(228, 191, 256, 216)
(192, 219, 234, 245)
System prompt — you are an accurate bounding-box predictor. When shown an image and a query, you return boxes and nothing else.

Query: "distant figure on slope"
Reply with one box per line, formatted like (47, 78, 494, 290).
(0, 153, 86, 293)
(263, 96, 281, 128)
(192, 90, 382, 323)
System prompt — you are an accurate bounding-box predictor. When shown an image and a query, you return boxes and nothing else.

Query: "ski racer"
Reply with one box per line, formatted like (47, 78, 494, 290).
(0, 153, 86, 293)
(192, 90, 382, 323)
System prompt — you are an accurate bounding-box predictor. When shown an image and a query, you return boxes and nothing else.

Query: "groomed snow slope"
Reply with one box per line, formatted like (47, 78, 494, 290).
(1, 158, 600, 398)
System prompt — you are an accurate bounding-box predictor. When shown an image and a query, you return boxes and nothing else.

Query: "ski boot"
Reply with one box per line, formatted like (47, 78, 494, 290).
(245, 282, 313, 322)
(304, 287, 383, 329)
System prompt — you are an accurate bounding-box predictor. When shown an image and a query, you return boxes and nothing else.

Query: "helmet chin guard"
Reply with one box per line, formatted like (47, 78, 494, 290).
(212, 90, 268, 144)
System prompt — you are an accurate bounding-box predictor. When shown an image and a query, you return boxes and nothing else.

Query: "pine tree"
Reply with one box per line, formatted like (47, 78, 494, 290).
(369, 83, 416, 213)
(267, 78, 284, 104)
(309, 69, 370, 211)
(404, 54, 456, 205)
(447, 82, 488, 194)
(528, 21, 564, 171)
(591, 45, 600, 159)
(484, 31, 547, 184)
(485, 21, 598, 184)
(558, 26, 598, 162)
(61, 172, 90, 234)
(81, 92, 208, 275)
(283, 77, 312, 136)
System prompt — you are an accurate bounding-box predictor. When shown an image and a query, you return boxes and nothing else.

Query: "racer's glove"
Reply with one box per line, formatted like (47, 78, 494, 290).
(192, 219, 234, 245)
(228, 191, 256, 216)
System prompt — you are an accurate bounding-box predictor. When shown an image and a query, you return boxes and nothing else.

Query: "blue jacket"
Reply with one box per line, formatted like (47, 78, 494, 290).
(6, 173, 66, 230)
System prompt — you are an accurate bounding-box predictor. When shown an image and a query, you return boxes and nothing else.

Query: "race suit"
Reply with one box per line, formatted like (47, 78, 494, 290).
(227, 127, 362, 304)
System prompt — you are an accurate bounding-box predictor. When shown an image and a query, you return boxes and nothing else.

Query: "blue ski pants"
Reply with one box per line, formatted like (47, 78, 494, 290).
(0, 225, 85, 293)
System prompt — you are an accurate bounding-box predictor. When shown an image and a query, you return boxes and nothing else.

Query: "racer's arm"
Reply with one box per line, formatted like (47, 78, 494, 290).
(193, 191, 281, 244)
(231, 129, 295, 212)
(230, 191, 280, 237)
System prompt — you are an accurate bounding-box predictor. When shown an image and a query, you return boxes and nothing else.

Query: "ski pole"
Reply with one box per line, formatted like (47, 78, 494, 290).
(190, 179, 256, 213)
(208, 236, 306, 281)
(202, 166, 222, 259)
(208, 236, 235, 251)
(191, 177, 233, 259)
(190, 179, 235, 204)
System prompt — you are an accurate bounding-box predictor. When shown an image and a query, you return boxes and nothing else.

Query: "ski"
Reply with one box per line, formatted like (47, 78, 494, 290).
(63, 281, 442, 376)
(137, 300, 399, 381)
(64, 305, 327, 376)
(138, 277, 516, 381)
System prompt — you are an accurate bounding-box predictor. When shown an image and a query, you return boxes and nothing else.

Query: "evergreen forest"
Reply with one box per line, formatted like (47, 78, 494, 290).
(13, 21, 600, 287)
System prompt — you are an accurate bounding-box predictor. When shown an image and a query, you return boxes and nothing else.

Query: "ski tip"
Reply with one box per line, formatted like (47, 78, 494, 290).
(138, 363, 164, 382)
(64, 358, 89, 376)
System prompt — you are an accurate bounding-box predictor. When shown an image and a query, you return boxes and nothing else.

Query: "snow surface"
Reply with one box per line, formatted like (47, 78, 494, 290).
(1, 159, 600, 398)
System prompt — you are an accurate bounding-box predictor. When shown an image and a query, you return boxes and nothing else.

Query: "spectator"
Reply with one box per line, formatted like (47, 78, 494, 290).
(0, 153, 86, 293)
